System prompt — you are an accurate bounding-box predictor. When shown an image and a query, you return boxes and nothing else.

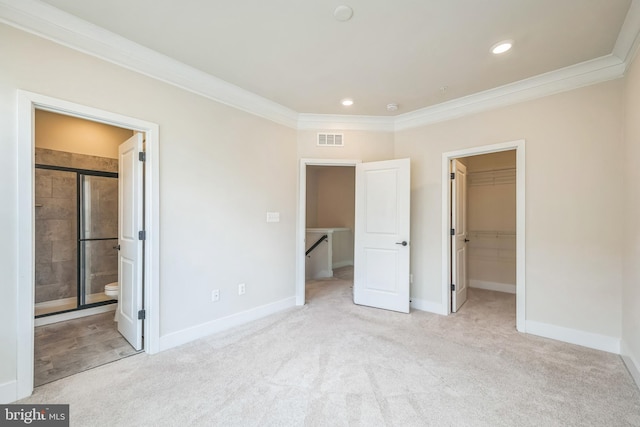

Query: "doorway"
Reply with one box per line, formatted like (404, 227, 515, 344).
(33, 110, 130, 320)
(297, 159, 359, 306)
(450, 151, 517, 322)
(304, 164, 356, 302)
(297, 157, 411, 313)
(16, 91, 160, 401)
(32, 110, 141, 386)
(442, 140, 525, 331)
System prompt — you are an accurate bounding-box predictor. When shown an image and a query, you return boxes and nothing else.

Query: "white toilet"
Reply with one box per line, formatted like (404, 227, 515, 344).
(105, 282, 119, 321)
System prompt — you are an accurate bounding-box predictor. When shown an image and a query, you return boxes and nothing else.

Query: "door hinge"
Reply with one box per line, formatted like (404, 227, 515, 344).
(139, 151, 146, 162)
(450, 228, 455, 236)
(138, 309, 146, 320)
(451, 284, 455, 291)
(450, 172, 455, 179)
(138, 230, 146, 240)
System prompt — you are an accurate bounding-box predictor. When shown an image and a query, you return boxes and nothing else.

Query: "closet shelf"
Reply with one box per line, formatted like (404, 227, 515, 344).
(468, 168, 516, 186)
(468, 230, 515, 238)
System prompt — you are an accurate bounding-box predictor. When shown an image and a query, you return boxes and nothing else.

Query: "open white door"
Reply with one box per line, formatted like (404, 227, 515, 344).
(354, 158, 411, 313)
(451, 159, 468, 312)
(118, 133, 144, 350)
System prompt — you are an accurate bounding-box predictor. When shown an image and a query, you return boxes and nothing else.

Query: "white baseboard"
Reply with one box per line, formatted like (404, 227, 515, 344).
(332, 260, 354, 269)
(0, 380, 16, 404)
(35, 304, 116, 327)
(621, 341, 640, 389)
(469, 280, 516, 294)
(159, 297, 297, 351)
(410, 298, 448, 315)
(526, 320, 620, 354)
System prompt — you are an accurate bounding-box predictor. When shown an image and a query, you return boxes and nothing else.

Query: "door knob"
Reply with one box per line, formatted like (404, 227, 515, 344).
(113, 244, 121, 250)
(464, 238, 470, 243)
(395, 241, 408, 246)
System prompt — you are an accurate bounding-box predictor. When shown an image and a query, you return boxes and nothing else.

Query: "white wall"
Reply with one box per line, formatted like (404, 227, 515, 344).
(622, 49, 640, 383)
(0, 23, 297, 400)
(395, 80, 624, 340)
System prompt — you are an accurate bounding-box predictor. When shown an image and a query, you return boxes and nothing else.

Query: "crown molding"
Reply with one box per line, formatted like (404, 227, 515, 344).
(614, 0, 640, 64)
(297, 114, 394, 132)
(0, 0, 299, 129)
(394, 55, 625, 131)
(1, 0, 640, 133)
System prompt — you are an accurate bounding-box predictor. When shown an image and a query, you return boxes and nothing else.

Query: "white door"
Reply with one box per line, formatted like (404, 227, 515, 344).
(353, 158, 411, 313)
(118, 133, 144, 350)
(451, 159, 468, 312)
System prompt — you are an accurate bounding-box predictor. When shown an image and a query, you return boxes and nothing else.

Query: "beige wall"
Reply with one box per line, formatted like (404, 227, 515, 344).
(306, 166, 355, 230)
(0, 23, 297, 393)
(466, 151, 516, 232)
(35, 110, 133, 158)
(623, 50, 640, 375)
(464, 150, 516, 172)
(395, 80, 624, 338)
(298, 130, 394, 161)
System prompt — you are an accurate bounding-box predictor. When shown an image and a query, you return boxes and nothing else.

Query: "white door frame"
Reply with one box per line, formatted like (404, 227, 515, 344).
(441, 140, 526, 332)
(296, 158, 360, 305)
(16, 90, 160, 400)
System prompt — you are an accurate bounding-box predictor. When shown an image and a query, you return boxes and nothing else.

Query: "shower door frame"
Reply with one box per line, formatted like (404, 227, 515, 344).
(34, 164, 120, 317)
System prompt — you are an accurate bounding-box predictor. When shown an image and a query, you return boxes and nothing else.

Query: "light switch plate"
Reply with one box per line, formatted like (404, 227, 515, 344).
(266, 212, 280, 223)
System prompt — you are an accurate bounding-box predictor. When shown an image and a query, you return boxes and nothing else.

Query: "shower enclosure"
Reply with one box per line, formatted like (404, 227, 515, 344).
(35, 165, 119, 317)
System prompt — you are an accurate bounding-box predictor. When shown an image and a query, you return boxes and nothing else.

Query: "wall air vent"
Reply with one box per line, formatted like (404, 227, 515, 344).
(317, 133, 344, 147)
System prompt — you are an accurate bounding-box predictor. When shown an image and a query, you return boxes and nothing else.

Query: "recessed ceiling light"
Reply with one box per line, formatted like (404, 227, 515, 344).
(386, 103, 398, 112)
(491, 40, 513, 54)
(341, 98, 354, 106)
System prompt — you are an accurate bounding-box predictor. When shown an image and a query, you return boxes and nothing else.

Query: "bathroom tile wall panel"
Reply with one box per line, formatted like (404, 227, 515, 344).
(34, 168, 77, 304)
(35, 148, 118, 173)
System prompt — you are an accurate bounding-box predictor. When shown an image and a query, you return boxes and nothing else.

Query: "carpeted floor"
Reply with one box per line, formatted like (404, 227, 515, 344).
(20, 271, 640, 426)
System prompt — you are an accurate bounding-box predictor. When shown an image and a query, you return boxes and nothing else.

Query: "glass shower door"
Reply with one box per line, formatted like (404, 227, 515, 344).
(79, 174, 119, 306)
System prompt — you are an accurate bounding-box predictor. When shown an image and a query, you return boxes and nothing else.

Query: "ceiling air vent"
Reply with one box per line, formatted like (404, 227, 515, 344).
(317, 133, 344, 147)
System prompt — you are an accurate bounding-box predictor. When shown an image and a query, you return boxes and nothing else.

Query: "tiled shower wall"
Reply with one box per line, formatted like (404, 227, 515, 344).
(34, 148, 118, 304)
(35, 168, 77, 303)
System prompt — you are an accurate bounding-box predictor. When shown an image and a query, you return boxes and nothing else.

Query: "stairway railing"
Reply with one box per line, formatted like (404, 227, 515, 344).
(305, 234, 328, 257)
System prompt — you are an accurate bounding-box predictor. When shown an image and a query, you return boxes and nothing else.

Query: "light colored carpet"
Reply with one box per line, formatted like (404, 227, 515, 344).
(21, 273, 640, 426)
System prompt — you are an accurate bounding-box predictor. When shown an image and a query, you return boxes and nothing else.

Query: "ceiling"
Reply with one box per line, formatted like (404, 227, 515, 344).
(27, 0, 637, 116)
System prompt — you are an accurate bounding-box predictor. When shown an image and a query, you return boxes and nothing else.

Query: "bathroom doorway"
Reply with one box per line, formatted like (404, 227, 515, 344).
(16, 91, 160, 401)
(32, 110, 142, 386)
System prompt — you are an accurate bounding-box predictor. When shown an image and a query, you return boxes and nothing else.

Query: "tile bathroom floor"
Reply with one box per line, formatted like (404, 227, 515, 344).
(34, 311, 141, 387)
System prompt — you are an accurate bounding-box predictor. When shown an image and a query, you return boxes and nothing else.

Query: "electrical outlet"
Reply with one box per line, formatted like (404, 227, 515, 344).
(238, 283, 245, 295)
(212, 289, 220, 302)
